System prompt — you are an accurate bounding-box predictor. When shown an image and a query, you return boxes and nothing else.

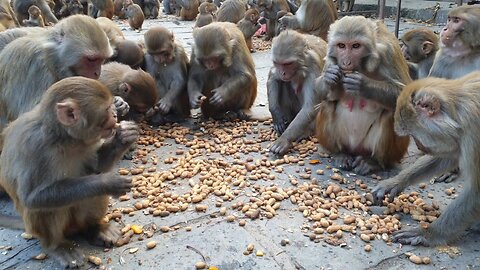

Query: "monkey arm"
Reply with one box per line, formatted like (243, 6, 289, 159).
(267, 72, 288, 135)
(97, 121, 138, 172)
(315, 64, 343, 101)
(372, 155, 457, 203)
(344, 73, 402, 108)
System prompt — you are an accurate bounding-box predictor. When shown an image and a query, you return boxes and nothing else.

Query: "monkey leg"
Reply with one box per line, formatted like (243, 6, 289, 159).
(351, 156, 382, 175)
(434, 168, 459, 183)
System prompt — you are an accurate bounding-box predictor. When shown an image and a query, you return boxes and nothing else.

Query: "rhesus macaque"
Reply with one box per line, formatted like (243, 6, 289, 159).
(163, 0, 176, 14)
(143, 26, 191, 125)
(237, 8, 261, 52)
(315, 16, 411, 175)
(96, 16, 124, 44)
(216, 0, 245, 23)
(111, 40, 144, 68)
(0, 0, 20, 28)
(125, 3, 143, 30)
(59, 0, 84, 17)
(194, 1, 216, 28)
(143, 0, 159, 18)
(14, 0, 58, 25)
(89, 0, 115, 18)
(23, 5, 45, 27)
(0, 27, 47, 51)
(278, 0, 337, 40)
(0, 15, 112, 133)
(254, 0, 290, 40)
(371, 72, 480, 246)
(268, 30, 327, 155)
(188, 22, 257, 119)
(336, 0, 354, 12)
(0, 77, 138, 268)
(275, 10, 296, 35)
(429, 7, 480, 79)
(400, 28, 439, 79)
(177, 0, 199, 20)
(113, 0, 126, 18)
(99, 62, 158, 121)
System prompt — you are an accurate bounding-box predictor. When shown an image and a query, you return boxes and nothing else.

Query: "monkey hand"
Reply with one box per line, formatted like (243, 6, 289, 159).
(156, 98, 172, 114)
(103, 174, 132, 196)
(342, 72, 364, 94)
(190, 92, 206, 109)
(269, 137, 292, 155)
(271, 110, 288, 135)
(391, 227, 430, 246)
(371, 177, 406, 205)
(114, 96, 130, 117)
(210, 88, 226, 106)
(116, 121, 139, 146)
(323, 65, 342, 87)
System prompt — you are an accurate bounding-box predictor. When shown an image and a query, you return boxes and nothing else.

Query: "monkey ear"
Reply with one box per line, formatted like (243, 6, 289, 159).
(422, 41, 434, 55)
(119, 83, 131, 96)
(414, 94, 441, 118)
(56, 100, 80, 126)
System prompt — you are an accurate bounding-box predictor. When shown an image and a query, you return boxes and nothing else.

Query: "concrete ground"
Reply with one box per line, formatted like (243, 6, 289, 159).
(1, 6, 480, 270)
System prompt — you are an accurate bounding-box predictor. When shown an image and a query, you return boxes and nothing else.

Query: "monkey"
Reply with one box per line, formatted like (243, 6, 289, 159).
(111, 39, 144, 68)
(14, 0, 58, 25)
(143, 26, 191, 125)
(254, 0, 290, 40)
(400, 28, 439, 79)
(59, 0, 84, 17)
(237, 8, 261, 52)
(0, 0, 19, 29)
(314, 16, 411, 175)
(429, 6, 480, 79)
(0, 15, 112, 134)
(99, 62, 158, 121)
(371, 72, 480, 246)
(96, 16, 124, 44)
(0, 27, 47, 51)
(278, 0, 337, 40)
(22, 5, 45, 27)
(336, 0, 354, 12)
(113, 0, 126, 18)
(176, 0, 199, 20)
(216, 0, 246, 24)
(268, 30, 327, 155)
(188, 22, 257, 119)
(194, 1, 216, 28)
(275, 11, 297, 35)
(0, 77, 138, 268)
(125, 3, 143, 30)
(89, 0, 115, 18)
(162, 0, 176, 14)
(143, 0, 159, 18)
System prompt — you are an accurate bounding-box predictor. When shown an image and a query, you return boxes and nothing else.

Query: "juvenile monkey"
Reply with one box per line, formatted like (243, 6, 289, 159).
(188, 22, 257, 119)
(254, 0, 290, 40)
(216, 0, 245, 23)
(0, 77, 138, 268)
(194, 1, 216, 28)
(400, 28, 439, 79)
(14, 0, 58, 25)
(125, 3, 143, 30)
(22, 5, 45, 27)
(237, 8, 261, 52)
(99, 62, 158, 121)
(372, 72, 480, 246)
(144, 26, 191, 124)
(315, 16, 411, 175)
(143, 0, 159, 18)
(268, 30, 327, 155)
(89, 0, 115, 18)
(177, 0, 199, 20)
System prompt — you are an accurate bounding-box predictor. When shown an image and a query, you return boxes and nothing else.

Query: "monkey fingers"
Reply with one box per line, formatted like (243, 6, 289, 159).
(210, 89, 225, 106)
(371, 178, 405, 205)
(391, 227, 429, 246)
(157, 99, 172, 114)
(323, 65, 342, 86)
(269, 137, 292, 155)
(190, 93, 205, 109)
(91, 224, 122, 248)
(342, 72, 363, 92)
(272, 117, 288, 135)
(49, 245, 85, 268)
(434, 168, 459, 183)
(351, 156, 381, 175)
(104, 175, 132, 196)
(114, 96, 130, 117)
(332, 153, 354, 170)
(117, 121, 139, 145)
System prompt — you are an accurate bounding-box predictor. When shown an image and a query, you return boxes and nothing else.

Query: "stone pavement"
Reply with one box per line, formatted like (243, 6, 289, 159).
(0, 12, 479, 270)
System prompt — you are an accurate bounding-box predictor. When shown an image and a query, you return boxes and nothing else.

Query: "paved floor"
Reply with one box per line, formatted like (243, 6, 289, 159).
(1, 13, 479, 270)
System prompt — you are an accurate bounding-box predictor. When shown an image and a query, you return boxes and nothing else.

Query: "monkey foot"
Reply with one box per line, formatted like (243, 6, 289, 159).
(90, 224, 121, 248)
(351, 156, 381, 175)
(332, 154, 354, 170)
(392, 227, 430, 246)
(433, 168, 459, 183)
(48, 244, 84, 269)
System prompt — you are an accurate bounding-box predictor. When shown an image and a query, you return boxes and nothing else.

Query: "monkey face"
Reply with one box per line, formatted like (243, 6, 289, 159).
(200, 57, 222, 71)
(440, 16, 464, 47)
(152, 51, 175, 65)
(98, 104, 118, 139)
(274, 61, 298, 82)
(334, 40, 365, 72)
(72, 55, 106, 79)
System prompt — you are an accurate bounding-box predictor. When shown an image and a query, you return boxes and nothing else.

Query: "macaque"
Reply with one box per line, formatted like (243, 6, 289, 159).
(144, 26, 191, 124)
(111, 39, 144, 68)
(14, 0, 58, 25)
(57, 0, 84, 17)
(0, 15, 112, 133)
(89, 0, 115, 18)
(336, 0, 354, 12)
(162, 0, 176, 14)
(188, 22, 257, 119)
(0, 77, 138, 268)
(371, 72, 480, 246)
(0, 0, 20, 28)
(143, 0, 159, 18)
(314, 16, 411, 175)
(216, 0, 245, 23)
(237, 8, 261, 52)
(113, 0, 125, 17)
(125, 3, 143, 30)
(0, 27, 47, 51)
(429, 6, 480, 79)
(194, 1, 216, 28)
(99, 62, 158, 121)
(268, 30, 327, 155)
(177, 0, 199, 21)
(400, 28, 439, 79)
(278, 0, 337, 40)
(96, 16, 124, 45)
(22, 5, 45, 27)
(254, 0, 289, 40)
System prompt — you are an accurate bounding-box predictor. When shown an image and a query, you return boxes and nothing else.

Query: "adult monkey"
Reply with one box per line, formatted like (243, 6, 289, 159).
(371, 73, 480, 246)
(188, 22, 257, 119)
(268, 30, 326, 155)
(400, 28, 439, 79)
(237, 8, 261, 52)
(0, 15, 112, 134)
(255, 0, 289, 40)
(429, 6, 480, 79)
(0, 77, 138, 268)
(216, 0, 246, 24)
(314, 16, 411, 175)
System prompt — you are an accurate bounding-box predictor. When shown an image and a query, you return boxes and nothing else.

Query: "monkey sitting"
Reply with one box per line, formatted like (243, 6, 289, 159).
(0, 77, 138, 268)
(22, 5, 45, 27)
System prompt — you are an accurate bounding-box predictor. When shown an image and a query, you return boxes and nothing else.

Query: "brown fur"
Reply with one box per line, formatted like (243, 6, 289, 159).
(178, 0, 199, 20)
(400, 28, 439, 79)
(22, 5, 45, 27)
(237, 8, 260, 52)
(254, 0, 289, 40)
(194, 1, 216, 27)
(216, 0, 245, 23)
(125, 3, 143, 30)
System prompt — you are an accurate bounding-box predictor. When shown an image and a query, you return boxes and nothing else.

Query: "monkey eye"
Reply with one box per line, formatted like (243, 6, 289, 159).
(352, 43, 361, 49)
(337, 43, 346, 49)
